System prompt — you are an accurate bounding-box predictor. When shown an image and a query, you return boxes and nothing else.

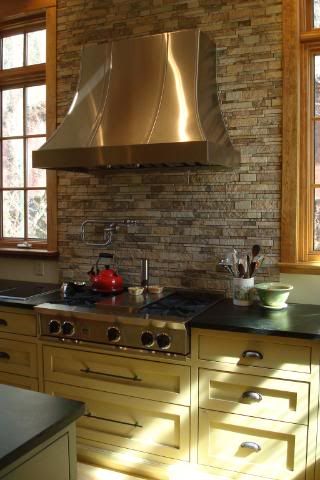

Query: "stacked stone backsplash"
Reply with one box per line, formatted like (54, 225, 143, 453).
(56, 0, 282, 296)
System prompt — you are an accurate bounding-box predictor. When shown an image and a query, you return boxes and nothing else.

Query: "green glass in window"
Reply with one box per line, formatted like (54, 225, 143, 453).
(2, 139, 24, 188)
(27, 190, 47, 239)
(2, 88, 23, 137)
(2, 34, 24, 69)
(26, 85, 46, 135)
(3, 190, 24, 238)
(26, 30, 46, 66)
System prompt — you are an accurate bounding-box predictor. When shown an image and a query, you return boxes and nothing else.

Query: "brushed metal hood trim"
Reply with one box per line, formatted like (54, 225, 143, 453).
(33, 29, 240, 171)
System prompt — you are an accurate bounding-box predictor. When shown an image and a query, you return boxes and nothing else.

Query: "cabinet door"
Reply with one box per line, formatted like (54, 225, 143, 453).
(0, 339, 37, 377)
(199, 369, 309, 424)
(43, 345, 190, 405)
(0, 371, 38, 390)
(198, 409, 307, 480)
(0, 310, 36, 336)
(45, 381, 190, 461)
(198, 334, 311, 374)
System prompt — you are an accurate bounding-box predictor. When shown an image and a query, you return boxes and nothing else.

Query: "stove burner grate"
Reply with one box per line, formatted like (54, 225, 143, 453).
(51, 282, 122, 306)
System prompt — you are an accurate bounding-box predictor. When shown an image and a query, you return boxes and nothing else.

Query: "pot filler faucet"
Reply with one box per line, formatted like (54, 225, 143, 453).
(80, 219, 137, 247)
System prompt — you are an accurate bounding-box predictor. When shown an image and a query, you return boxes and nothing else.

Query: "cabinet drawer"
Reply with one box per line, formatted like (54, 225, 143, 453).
(0, 310, 36, 336)
(199, 369, 309, 424)
(198, 334, 311, 374)
(0, 339, 37, 377)
(45, 381, 190, 461)
(198, 410, 307, 480)
(0, 371, 38, 391)
(43, 346, 190, 405)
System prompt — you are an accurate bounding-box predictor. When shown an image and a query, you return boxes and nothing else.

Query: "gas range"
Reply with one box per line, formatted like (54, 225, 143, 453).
(36, 285, 224, 356)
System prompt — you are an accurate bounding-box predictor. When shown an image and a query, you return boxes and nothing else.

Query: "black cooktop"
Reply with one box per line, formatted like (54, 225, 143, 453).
(0, 280, 60, 301)
(138, 291, 224, 318)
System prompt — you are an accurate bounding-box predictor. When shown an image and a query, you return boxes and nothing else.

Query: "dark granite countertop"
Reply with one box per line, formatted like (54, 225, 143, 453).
(191, 299, 320, 340)
(0, 280, 61, 309)
(0, 385, 85, 470)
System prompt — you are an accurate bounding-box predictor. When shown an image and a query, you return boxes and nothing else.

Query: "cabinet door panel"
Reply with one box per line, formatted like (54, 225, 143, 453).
(198, 334, 311, 374)
(198, 409, 307, 480)
(199, 369, 309, 424)
(0, 371, 38, 390)
(45, 381, 190, 461)
(0, 339, 37, 376)
(0, 310, 36, 336)
(43, 345, 190, 405)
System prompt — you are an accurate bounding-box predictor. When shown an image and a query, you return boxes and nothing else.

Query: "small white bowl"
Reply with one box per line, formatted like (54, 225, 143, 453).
(128, 286, 144, 296)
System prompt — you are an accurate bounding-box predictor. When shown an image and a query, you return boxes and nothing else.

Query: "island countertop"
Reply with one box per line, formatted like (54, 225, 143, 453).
(191, 299, 320, 340)
(0, 385, 85, 471)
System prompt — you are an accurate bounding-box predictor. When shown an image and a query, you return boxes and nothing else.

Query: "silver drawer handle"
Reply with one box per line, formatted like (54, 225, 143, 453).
(84, 412, 143, 428)
(0, 352, 10, 360)
(240, 441, 261, 452)
(242, 391, 263, 402)
(80, 367, 142, 382)
(242, 350, 263, 360)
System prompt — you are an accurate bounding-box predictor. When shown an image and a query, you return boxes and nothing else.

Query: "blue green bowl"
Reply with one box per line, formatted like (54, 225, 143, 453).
(255, 282, 293, 307)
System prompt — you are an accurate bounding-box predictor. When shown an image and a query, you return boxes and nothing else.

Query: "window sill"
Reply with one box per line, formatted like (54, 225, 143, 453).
(0, 248, 59, 258)
(279, 262, 320, 275)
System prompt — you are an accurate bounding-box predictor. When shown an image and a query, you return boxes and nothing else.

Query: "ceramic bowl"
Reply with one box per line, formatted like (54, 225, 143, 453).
(128, 286, 144, 296)
(255, 282, 293, 307)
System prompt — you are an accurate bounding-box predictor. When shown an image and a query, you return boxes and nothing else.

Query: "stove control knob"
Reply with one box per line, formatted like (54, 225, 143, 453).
(62, 321, 75, 336)
(141, 331, 154, 347)
(48, 319, 61, 334)
(107, 326, 121, 343)
(156, 333, 171, 350)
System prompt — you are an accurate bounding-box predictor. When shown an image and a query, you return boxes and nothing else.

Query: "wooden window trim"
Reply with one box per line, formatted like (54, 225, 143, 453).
(0, 1, 57, 256)
(281, 0, 320, 273)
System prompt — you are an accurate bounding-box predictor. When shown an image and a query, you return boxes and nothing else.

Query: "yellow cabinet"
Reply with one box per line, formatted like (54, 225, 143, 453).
(0, 338, 37, 377)
(199, 368, 309, 425)
(0, 371, 38, 390)
(0, 309, 36, 337)
(43, 345, 190, 405)
(45, 380, 190, 461)
(198, 409, 307, 480)
(198, 333, 311, 374)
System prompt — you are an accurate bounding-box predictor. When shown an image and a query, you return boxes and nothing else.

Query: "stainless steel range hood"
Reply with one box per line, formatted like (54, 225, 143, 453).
(33, 29, 240, 171)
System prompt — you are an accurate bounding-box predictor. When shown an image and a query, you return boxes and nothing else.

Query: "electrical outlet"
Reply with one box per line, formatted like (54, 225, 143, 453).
(34, 261, 45, 277)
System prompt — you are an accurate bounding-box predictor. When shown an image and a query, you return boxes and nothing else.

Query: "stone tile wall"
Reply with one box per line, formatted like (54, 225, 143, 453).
(56, 0, 282, 295)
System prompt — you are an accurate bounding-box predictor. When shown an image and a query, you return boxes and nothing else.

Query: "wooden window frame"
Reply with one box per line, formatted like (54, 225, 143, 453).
(0, 0, 57, 257)
(281, 0, 320, 273)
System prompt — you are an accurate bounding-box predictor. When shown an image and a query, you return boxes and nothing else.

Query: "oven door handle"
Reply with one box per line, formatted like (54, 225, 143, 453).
(84, 412, 143, 428)
(80, 367, 142, 382)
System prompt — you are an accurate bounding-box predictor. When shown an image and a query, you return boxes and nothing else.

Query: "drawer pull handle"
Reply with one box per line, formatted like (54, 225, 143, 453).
(80, 367, 142, 382)
(242, 350, 263, 360)
(242, 391, 262, 402)
(0, 319, 7, 326)
(0, 352, 10, 360)
(240, 441, 261, 452)
(84, 412, 143, 428)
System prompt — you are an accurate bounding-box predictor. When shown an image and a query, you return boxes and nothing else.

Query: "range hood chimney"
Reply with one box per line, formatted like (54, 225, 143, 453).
(33, 29, 240, 171)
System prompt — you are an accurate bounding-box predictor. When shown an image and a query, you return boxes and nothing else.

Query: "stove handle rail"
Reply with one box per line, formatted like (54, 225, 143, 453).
(84, 412, 143, 428)
(80, 367, 142, 382)
(80, 219, 138, 247)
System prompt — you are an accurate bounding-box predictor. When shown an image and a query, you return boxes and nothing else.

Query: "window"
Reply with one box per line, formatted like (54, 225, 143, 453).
(0, 2, 57, 254)
(281, 0, 320, 273)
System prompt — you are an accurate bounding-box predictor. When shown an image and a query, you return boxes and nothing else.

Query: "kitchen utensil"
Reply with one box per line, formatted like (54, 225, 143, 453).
(141, 258, 149, 288)
(88, 253, 123, 293)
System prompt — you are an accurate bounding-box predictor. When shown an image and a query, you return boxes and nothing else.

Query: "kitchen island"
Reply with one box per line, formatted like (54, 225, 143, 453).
(0, 385, 85, 480)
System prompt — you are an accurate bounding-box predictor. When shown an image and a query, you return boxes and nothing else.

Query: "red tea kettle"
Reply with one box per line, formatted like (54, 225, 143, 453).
(88, 253, 123, 293)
